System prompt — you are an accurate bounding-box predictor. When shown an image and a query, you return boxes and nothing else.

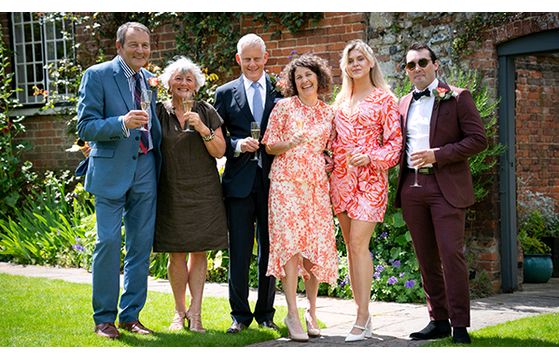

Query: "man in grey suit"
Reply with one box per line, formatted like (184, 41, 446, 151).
(77, 22, 162, 339)
(215, 33, 282, 333)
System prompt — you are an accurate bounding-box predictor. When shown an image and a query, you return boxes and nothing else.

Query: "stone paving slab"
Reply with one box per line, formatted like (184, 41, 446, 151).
(1, 262, 558, 347)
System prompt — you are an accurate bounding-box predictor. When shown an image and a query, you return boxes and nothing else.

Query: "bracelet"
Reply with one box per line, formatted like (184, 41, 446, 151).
(201, 128, 215, 142)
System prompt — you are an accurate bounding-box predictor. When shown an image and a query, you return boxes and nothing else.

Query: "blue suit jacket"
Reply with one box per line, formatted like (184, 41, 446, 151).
(215, 74, 282, 198)
(77, 57, 162, 200)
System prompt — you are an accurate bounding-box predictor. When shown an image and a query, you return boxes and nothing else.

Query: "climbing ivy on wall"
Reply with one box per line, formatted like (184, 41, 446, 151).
(173, 13, 324, 79)
(451, 13, 521, 58)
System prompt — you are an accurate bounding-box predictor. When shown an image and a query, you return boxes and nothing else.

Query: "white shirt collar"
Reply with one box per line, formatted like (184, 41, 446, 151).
(243, 73, 266, 92)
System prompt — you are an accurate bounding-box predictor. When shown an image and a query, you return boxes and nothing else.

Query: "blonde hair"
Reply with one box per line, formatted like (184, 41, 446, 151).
(334, 39, 394, 107)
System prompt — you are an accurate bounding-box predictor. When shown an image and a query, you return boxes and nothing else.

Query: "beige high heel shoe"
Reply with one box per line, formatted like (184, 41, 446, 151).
(168, 311, 186, 331)
(186, 312, 206, 333)
(284, 315, 309, 342)
(305, 310, 320, 337)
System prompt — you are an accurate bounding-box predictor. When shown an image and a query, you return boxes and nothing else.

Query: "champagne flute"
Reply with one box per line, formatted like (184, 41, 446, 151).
(181, 91, 195, 132)
(250, 122, 260, 161)
(410, 166, 422, 188)
(139, 89, 151, 131)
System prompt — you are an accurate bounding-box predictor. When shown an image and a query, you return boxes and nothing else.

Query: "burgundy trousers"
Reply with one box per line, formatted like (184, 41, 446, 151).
(400, 171, 470, 327)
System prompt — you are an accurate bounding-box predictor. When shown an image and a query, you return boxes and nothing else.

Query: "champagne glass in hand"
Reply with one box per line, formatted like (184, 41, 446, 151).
(139, 89, 152, 131)
(250, 122, 260, 161)
(410, 166, 422, 188)
(181, 91, 195, 132)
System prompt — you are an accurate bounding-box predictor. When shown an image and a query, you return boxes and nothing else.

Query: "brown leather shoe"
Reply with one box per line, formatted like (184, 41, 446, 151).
(94, 322, 120, 339)
(118, 320, 154, 335)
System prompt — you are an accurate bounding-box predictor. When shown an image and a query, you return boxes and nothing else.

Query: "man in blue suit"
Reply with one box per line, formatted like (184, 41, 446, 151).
(215, 33, 282, 333)
(77, 22, 161, 339)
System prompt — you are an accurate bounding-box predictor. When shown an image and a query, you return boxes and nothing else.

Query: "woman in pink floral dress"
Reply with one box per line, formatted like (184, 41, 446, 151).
(330, 40, 402, 342)
(262, 54, 337, 342)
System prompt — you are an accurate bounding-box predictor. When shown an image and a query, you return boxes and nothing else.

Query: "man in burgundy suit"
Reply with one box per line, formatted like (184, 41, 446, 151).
(394, 43, 487, 344)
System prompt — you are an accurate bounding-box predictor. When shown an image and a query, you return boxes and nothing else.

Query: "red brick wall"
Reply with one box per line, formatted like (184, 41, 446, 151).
(17, 116, 83, 171)
(515, 54, 559, 202)
(240, 13, 367, 83)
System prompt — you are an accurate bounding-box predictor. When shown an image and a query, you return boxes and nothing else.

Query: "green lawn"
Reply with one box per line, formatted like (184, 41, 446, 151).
(0, 273, 287, 346)
(428, 312, 559, 347)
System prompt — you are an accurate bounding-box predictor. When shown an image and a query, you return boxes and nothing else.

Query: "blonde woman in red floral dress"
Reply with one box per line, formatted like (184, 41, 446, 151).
(330, 40, 403, 342)
(262, 54, 337, 342)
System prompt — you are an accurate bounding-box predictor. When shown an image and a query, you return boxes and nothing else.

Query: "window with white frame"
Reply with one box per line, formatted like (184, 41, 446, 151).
(11, 12, 75, 106)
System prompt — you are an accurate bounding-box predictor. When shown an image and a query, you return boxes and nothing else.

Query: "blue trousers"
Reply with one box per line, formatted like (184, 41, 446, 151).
(91, 152, 157, 325)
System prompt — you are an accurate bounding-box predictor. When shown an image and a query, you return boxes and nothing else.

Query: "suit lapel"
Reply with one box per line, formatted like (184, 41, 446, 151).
(429, 81, 450, 145)
(232, 76, 254, 123)
(401, 93, 413, 131)
(261, 74, 276, 131)
(112, 58, 134, 112)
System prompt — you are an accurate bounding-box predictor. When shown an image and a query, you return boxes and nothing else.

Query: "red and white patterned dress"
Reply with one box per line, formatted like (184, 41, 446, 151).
(262, 96, 338, 285)
(330, 88, 402, 222)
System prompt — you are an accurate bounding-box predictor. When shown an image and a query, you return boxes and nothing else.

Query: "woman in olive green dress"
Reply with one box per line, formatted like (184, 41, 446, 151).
(154, 57, 227, 333)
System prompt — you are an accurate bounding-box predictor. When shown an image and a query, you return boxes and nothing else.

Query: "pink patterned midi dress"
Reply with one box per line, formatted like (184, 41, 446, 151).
(330, 88, 402, 222)
(262, 96, 338, 285)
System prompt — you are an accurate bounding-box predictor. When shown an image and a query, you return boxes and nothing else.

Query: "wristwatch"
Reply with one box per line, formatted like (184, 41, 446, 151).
(201, 128, 215, 142)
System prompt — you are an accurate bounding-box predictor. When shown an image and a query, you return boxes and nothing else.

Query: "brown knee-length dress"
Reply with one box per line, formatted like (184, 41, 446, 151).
(153, 100, 228, 253)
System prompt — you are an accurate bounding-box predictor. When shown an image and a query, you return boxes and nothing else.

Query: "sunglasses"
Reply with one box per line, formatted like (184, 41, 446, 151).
(405, 58, 431, 71)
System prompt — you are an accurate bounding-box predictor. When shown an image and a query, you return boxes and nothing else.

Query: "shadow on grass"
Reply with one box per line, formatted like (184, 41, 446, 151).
(115, 328, 286, 347)
(427, 336, 559, 347)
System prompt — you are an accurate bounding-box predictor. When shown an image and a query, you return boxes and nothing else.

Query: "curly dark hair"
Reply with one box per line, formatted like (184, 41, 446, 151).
(281, 53, 332, 100)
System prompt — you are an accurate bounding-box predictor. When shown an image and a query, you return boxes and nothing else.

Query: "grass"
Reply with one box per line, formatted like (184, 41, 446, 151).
(0, 273, 288, 346)
(427, 312, 559, 347)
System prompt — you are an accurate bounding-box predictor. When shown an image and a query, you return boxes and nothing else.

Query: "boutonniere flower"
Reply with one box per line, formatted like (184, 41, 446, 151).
(147, 77, 160, 89)
(267, 70, 287, 95)
(432, 87, 457, 102)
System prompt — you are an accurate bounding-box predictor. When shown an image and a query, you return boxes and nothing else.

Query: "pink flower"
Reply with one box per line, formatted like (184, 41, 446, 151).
(432, 87, 457, 102)
(147, 77, 159, 88)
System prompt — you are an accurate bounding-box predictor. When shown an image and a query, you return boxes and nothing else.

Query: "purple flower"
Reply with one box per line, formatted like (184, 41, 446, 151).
(340, 275, 350, 287)
(373, 271, 381, 280)
(375, 265, 385, 273)
(369, 251, 374, 259)
(391, 259, 401, 268)
(387, 276, 398, 285)
(405, 280, 416, 288)
(72, 244, 85, 252)
(380, 231, 388, 239)
(399, 272, 405, 278)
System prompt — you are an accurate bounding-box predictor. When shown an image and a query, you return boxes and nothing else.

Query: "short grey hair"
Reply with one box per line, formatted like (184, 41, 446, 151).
(116, 22, 150, 44)
(159, 56, 206, 92)
(237, 33, 266, 55)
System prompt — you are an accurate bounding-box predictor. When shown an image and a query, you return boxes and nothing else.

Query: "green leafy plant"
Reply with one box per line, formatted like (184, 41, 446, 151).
(0, 27, 37, 218)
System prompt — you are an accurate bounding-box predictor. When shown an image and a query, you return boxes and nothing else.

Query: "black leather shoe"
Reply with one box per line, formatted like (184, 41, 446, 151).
(410, 320, 451, 340)
(452, 327, 471, 344)
(226, 320, 247, 334)
(259, 320, 279, 331)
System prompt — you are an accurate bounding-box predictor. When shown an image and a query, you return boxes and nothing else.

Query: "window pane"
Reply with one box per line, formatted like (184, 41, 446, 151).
(32, 21, 41, 41)
(24, 23, 31, 42)
(13, 12, 22, 23)
(46, 22, 55, 40)
(46, 42, 55, 60)
(36, 64, 44, 81)
(16, 45, 24, 63)
(23, 12, 31, 22)
(25, 44, 33, 61)
(57, 41, 64, 59)
(34, 43, 43, 62)
(14, 24, 23, 43)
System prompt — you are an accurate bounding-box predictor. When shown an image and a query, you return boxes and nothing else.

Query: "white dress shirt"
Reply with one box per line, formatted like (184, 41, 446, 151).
(235, 73, 267, 155)
(406, 78, 438, 169)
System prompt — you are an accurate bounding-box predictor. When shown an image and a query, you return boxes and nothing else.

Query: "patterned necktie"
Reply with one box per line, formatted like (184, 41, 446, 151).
(251, 82, 263, 125)
(134, 73, 149, 155)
